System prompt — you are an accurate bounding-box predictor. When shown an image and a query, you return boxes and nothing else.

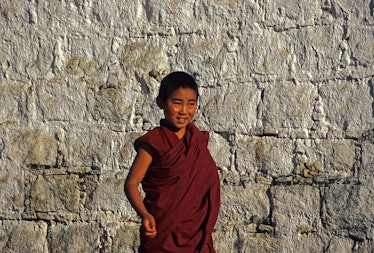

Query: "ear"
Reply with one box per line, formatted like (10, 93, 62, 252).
(156, 97, 164, 109)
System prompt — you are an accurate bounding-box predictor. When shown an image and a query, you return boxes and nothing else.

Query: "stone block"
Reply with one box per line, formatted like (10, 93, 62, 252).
(199, 83, 260, 133)
(349, 26, 374, 69)
(49, 222, 101, 253)
(239, 24, 343, 80)
(352, 241, 374, 253)
(0, 84, 30, 124)
(213, 223, 272, 253)
(295, 139, 357, 180)
(320, 79, 374, 137)
(92, 86, 136, 124)
(321, 0, 374, 23)
(8, 129, 58, 166)
(236, 136, 294, 178)
(215, 223, 280, 252)
(61, 124, 119, 168)
(324, 184, 374, 237)
(65, 48, 109, 77)
(134, 1, 195, 30)
(270, 185, 321, 239)
(360, 141, 374, 184)
(326, 236, 354, 253)
(0, 164, 24, 218)
(30, 174, 80, 215)
(110, 223, 140, 253)
(263, 0, 322, 29)
(300, 25, 343, 77)
(35, 77, 87, 122)
(208, 131, 231, 171)
(220, 183, 270, 224)
(0, 220, 48, 253)
(212, 224, 237, 252)
(118, 41, 168, 81)
(84, 172, 135, 219)
(291, 233, 324, 253)
(119, 132, 144, 169)
(177, 36, 232, 81)
(242, 233, 286, 253)
(0, 2, 52, 81)
(239, 29, 290, 79)
(262, 81, 317, 130)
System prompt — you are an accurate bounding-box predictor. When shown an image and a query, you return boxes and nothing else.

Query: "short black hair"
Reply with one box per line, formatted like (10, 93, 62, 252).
(157, 71, 199, 103)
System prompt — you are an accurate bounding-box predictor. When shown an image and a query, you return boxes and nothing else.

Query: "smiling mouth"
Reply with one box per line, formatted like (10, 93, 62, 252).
(177, 117, 188, 122)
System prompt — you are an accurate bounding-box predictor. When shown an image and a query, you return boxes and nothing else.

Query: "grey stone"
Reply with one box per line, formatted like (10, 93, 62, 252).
(0, 165, 24, 219)
(49, 222, 101, 253)
(324, 184, 374, 236)
(8, 129, 58, 167)
(270, 185, 321, 239)
(326, 237, 354, 253)
(0, 220, 48, 253)
(220, 183, 270, 224)
(360, 141, 374, 185)
(0, 0, 373, 251)
(236, 136, 294, 178)
(199, 83, 260, 133)
(30, 174, 81, 215)
(0, 84, 30, 124)
(320, 79, 373, 137)
(262, 81, 317, 130)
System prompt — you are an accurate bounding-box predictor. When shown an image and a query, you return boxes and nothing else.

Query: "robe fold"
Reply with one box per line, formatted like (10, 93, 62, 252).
(135, 120, 220, 253)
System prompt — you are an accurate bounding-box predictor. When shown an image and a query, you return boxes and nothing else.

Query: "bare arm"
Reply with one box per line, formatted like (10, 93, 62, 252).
(125, 148, 157, 238)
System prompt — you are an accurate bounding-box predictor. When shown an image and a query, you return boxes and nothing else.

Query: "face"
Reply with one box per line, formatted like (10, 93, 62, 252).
(160, 87, 197, 137)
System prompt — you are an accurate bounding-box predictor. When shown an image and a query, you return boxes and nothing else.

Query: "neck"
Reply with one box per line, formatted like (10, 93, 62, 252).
(160, 119, 187, 139)
(175, 128, 186, 139)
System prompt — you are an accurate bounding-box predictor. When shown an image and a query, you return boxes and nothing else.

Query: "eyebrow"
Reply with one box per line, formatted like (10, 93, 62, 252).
(171, 98, 197, 101)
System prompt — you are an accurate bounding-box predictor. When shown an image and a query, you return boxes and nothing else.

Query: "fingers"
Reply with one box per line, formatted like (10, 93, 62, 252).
(148, 215, 156, 230)
(142, 215, 157, 238)
(144, 229, 157, 238)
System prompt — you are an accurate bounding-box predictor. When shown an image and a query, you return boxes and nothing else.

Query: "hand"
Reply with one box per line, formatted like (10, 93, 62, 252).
(141, 213, 157, 238)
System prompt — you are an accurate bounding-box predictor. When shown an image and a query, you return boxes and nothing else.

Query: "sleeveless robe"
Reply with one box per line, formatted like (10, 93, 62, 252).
(135, 120, 220, 253)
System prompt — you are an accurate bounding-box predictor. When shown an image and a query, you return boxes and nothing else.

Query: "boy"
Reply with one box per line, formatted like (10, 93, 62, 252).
(125, 71, 220, 252)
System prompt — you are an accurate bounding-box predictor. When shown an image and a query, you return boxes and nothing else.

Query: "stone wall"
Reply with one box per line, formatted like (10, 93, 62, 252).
(0, 0, 373, 252)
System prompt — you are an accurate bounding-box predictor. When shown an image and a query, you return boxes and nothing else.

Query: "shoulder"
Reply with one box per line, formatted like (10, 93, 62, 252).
(136, 127, 165, 146)
(134, 126, 176, 158)
(188, 122, 210, 145)
(134, 127, 163, 152)
(189, 122, 209, 136)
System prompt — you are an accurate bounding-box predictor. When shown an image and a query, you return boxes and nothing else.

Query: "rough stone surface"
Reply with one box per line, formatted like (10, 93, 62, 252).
(0, 0, 373, 252)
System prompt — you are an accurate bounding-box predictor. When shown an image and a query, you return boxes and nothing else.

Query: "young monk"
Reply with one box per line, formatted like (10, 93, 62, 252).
(125, 71, 221, 252)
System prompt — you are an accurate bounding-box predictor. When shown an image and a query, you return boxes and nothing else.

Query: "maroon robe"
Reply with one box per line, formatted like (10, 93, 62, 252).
(135, 120, 220, 253)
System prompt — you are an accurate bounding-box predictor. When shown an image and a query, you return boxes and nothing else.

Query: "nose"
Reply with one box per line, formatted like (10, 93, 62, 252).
(179, 104, 187, 114)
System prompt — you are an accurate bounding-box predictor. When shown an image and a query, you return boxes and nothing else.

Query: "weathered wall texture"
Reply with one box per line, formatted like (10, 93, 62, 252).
(0, 0, 373, 252)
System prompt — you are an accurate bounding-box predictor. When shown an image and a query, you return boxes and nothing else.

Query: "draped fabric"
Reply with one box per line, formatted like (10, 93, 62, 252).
(135, 120, 220, 253)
